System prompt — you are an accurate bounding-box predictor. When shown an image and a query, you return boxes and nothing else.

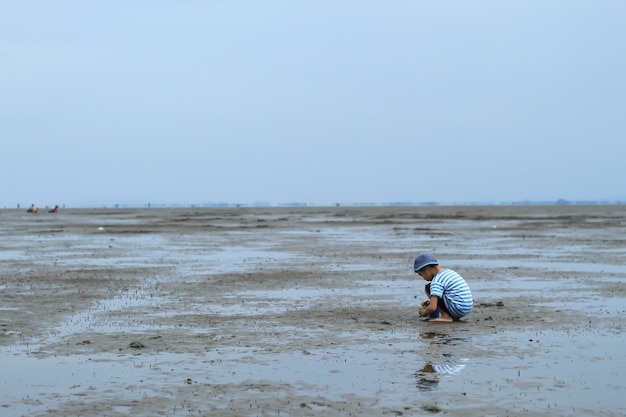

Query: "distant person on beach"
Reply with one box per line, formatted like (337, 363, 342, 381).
(27, 204, 38, 213)
(48, 205, 59, 213)
(414, 253, 473, 322)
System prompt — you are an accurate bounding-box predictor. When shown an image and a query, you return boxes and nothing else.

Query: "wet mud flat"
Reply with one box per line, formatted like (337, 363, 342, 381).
(1, 205, 625, 416)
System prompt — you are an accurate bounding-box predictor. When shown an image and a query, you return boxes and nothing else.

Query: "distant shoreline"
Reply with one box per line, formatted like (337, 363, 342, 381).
(3, 199, 625, 210)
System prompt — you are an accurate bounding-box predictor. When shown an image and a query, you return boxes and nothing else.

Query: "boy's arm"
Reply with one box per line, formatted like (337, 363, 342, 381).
(419, 296, 440, 316)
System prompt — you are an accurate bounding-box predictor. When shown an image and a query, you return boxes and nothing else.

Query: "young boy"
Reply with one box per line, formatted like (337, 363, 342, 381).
(414, 253, 473, 322)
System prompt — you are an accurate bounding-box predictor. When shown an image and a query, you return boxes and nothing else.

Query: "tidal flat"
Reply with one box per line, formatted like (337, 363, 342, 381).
(1, 205, 625, 416)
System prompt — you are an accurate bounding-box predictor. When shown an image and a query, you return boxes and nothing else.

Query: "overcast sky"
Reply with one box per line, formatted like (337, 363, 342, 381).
(2, 1, 625, 207)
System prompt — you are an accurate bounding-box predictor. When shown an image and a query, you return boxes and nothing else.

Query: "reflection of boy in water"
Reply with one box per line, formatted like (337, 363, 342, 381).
(415, 360, 468, 392)
(414, 253, 473, 322)
(415, 363, 439, 391)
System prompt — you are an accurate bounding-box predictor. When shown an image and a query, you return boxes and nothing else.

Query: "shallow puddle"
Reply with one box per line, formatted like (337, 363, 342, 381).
(4, 323, 623, 416)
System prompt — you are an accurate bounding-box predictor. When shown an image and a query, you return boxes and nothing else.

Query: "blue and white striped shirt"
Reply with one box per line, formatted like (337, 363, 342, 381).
(429, 268, 473, 318)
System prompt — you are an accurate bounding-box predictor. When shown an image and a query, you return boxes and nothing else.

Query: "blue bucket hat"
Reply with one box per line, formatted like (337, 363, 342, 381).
(414, 253, 439, 272)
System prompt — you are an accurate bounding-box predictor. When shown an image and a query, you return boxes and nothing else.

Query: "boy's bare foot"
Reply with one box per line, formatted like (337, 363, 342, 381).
(429, 311, 454, 322)
(429, 317, 453, 322)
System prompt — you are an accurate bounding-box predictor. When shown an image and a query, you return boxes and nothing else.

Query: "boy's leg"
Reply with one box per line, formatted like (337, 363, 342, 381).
(429, 296, 453, 322)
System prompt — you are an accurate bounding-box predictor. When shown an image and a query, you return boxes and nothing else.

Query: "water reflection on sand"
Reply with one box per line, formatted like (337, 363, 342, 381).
(415, 331, 470, 392)
(415, 358, 469, 392)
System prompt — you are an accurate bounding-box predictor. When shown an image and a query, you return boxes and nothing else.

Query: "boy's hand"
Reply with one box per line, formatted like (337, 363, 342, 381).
(421, 300, 430, 307)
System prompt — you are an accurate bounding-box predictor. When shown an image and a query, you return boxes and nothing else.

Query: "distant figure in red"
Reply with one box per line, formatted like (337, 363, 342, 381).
(48, 205, 59, 213)
(27, 204, 38, 213)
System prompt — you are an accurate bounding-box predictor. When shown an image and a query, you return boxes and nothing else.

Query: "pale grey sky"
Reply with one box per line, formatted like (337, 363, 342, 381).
(2, 1, 625, 207)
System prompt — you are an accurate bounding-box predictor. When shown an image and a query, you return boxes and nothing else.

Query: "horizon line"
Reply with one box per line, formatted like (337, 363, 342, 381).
(5, 199, 626, 210)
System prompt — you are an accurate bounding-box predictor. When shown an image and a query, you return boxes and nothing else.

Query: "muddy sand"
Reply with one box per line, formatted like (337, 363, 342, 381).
(1, 205, 625, 416)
